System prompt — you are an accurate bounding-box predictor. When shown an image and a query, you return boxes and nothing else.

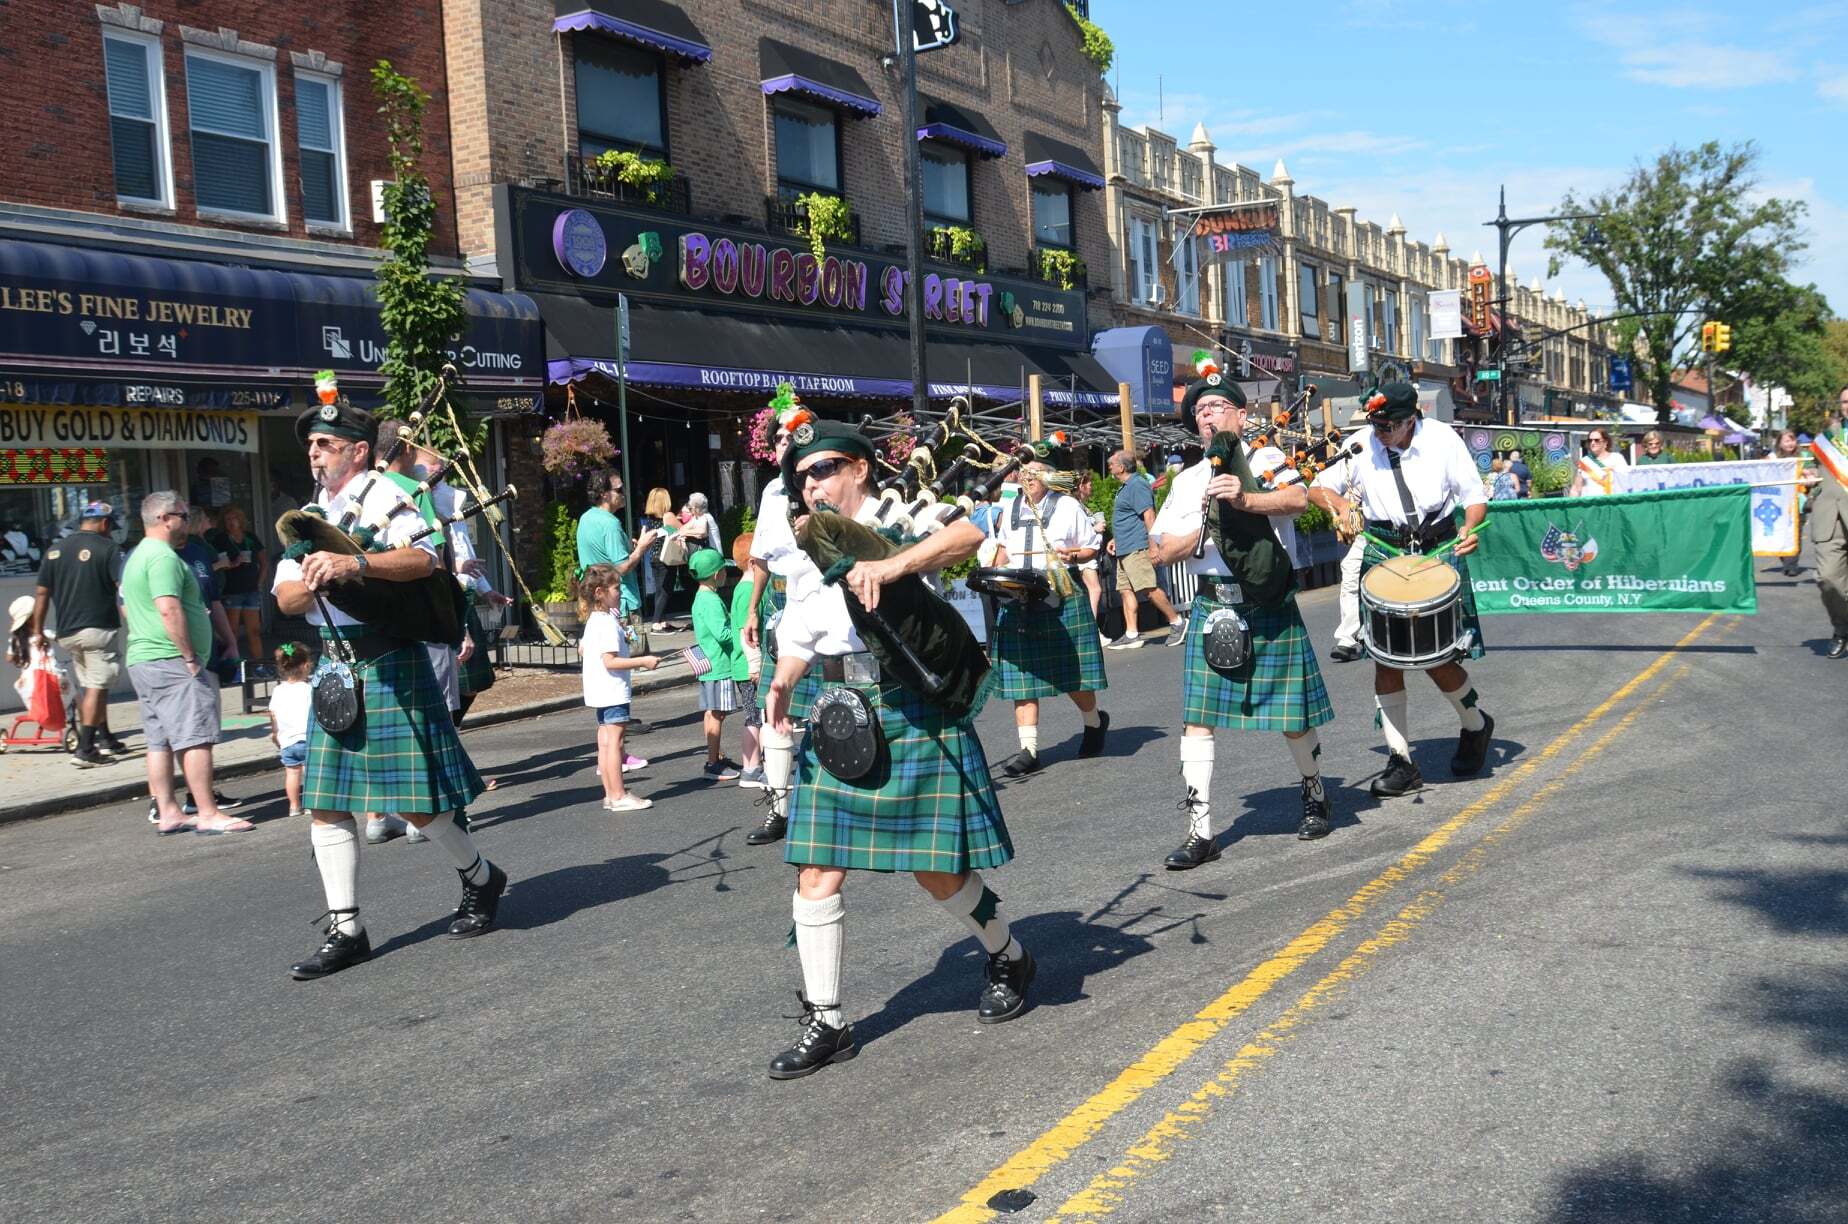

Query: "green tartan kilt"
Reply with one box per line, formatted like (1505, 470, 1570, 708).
(985, 588, 1109, 700)
(1359, 544, 1487, 662)
(785, 681, 1013, 874)
(304, 637, 484, 815)
(756, 584, 822, 720)
(1180, 595, 1335, 732)
(459, 604, 494, 697)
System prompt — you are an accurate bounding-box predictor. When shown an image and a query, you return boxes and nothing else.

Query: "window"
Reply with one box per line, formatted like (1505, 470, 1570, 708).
(575, 39, 665, 157)
(773, 99, 840, 198)
(1128, 215, 1159, 305)
(1175, 224, 1200, 315)
(1381, 289, 1398, 354)
(1031, 180, 1072, 247)
(1118, 134, 1144, 185)
(1410, 293, 1426, 362)
(1327, 270, 1345, 338)
(294, 75, 346, 227)
(185, 51, 280, 219)
(920, 142, 971, 227)
(104, 34, 169, 206)
(1224, 259, 1248, 326)
(1258, 256, 1280, 331)
(1297, 261, 1320, 338)
(1180, 159, 1202, 200)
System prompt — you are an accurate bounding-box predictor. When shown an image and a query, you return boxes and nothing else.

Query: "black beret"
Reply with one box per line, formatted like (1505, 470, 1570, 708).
(1364, 380, 1420, 421)
(779, 419, 877, 504)
(1179, 373, 1246, 432)
(296, 399, 379, 449)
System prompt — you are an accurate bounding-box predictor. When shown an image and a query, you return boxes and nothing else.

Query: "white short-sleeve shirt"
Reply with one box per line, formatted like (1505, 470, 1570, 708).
(990, 489, 1092, 571)
(1150, 442, 1300, 577)
(581, 609, 633, 707)
(1575, 450, 1630, 497)
(773, 497, 893, 665)
(270, 471, 440, 627)
(1349, 418, 1487, 527)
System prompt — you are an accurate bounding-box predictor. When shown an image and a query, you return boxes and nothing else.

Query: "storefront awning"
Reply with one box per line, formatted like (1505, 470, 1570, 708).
(918, 100, 1006, 159)
(552, 0, 712, 62)
(1023, 132, 1106, 191)
(760, 38, 881, 117)
(536, 295, 1121, 408)
(0, 239, 544, 408)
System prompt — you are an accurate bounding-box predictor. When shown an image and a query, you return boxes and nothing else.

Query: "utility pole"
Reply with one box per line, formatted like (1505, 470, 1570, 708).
(898, 2, 930, 418)
(1487, 185, 1602, 426)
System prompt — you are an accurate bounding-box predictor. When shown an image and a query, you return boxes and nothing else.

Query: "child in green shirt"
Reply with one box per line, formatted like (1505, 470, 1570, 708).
(689, 549, 742, 781)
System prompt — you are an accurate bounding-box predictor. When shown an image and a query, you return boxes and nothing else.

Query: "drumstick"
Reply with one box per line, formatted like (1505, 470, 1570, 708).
(1361, 530, 1405, 558)
(1408, 522, 1486, 571)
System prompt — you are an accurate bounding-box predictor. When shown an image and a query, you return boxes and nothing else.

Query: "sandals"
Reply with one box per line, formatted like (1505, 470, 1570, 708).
(192, 816, 257, 835)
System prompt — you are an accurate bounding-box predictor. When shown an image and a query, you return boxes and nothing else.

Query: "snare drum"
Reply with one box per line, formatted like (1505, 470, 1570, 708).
(965, 566, 1058, 608)
(1360, 554, 1465, 670)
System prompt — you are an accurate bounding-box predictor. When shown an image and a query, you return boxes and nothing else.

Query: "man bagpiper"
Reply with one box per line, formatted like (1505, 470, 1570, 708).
(1147, 365, 1335, 865)
(272, 395, 505, 979)
(982, 457, 1110, 776)
(765, 420, 1032, 1078)
(741, 385, 825, 846)
(1308, 381, 1493, 797)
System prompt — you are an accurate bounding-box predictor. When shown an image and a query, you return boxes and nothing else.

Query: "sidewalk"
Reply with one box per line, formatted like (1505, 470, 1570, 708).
(0, 634, 703, 824)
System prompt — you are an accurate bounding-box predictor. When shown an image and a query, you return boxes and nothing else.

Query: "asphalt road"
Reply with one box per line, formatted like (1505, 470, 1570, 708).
(2, 560, 1844, 1224)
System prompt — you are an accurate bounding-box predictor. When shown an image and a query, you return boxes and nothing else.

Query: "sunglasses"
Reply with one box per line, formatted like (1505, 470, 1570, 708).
(797, 456, 855, 483)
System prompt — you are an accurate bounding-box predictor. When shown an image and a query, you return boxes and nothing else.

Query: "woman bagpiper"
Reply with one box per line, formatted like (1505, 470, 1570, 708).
(764, 420, 1034, 1079)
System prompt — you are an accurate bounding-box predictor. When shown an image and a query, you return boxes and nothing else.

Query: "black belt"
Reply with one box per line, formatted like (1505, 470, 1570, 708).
(1366, 519, 1458, 552)
(317, 628, 414, 663)
(812, 651, 881, 683)
(1195, 575, 1249, 604)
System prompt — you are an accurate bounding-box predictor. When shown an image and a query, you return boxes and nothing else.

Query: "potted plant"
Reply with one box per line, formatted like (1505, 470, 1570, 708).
(541, 413, 617, 480)
(928, 225, 987, 271)
(1035, 247, 1086, 290)
(795, 191, 853, 260)
(594, 149, 676, 203)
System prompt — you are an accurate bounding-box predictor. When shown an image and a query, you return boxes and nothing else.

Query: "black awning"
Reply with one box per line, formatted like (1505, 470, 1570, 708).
(918, 99, 1006, 159)
(537, 296, 1118, 407)
(552, 0, 711, 63)
(1023, 131, 1106, 190)
(759, 37, 881, 117)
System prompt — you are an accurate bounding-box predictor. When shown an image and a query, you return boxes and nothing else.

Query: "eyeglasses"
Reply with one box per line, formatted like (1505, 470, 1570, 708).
(797, 456, 854, 483)
(161, 510, 190, 522)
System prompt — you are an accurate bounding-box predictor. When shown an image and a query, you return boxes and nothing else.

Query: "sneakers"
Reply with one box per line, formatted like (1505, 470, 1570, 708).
(147, 798, 159, 825)
(1370, 753, 1424, 797)
(977, 948, 1036, 1024)
(365, 816, 407, 845)
(447, 861, 508, 939)
(605, 793, 653, 811)
(289, 915, 371, 981)
(622, 753, 649, 772)
(703, 759, 741, 781)
(736, 765, 769, 789)
(1166, 619, 1188, 644)
(1297, 778, 1333, 840)
(1000, 749, 1041, 777)
(1163, 833, 1221, 871)
(1107, 634, 1145, 650)
(182, 790, 244, 815)
(405, 822, 429, 844)
(98, 732, 129, 756)
(768, 993, 858, 1080)
(1450, 711, 1495, 777)
(1328, 642, 1366, 663)
(1078, 711, 1110, 759)
(69, 747, 108, 768)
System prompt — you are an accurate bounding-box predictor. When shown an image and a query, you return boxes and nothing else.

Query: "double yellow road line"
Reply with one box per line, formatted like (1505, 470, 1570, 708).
(935, 613, 1727, 1223)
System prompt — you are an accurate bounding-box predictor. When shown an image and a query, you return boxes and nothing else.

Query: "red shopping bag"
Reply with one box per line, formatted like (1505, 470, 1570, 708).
(22, 649, 66, 728)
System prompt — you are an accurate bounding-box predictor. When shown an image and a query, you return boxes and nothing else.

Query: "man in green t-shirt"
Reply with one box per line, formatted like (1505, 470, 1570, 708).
(576, 469, 657, 617)
(121, 491, 249, 834)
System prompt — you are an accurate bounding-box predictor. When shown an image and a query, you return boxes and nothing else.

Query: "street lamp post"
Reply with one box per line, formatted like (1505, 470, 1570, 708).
(1487, 185, 1602, 425)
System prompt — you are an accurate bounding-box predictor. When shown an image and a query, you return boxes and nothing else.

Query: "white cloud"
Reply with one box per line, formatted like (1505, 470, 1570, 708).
(1819, 73, 1848, 104)
(1577, 8, 1792, 88)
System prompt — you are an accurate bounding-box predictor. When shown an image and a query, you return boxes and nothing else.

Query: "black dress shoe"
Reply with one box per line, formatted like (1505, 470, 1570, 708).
(290, 918, 371, 981)
(746, 809, 787, 846)
(1451, 711, 1495, 777)
(1370, 753, 1424, 797)
(1078, 711, 1110, 758)
(768, 994, 857, 1080)
(1297, 778, 1332, 840)
(447, 861, 507, 938)
(977, 948, 1036, 1024)
(1329, 642, 1365, 663)
(1830, 637, 1848, 660)
(1164, 833, 1221, 870)
(1001, 749, 1041, 777)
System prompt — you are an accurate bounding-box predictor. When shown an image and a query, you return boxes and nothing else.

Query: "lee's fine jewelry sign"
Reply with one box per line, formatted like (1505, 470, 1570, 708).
(0, 405, 259, 452)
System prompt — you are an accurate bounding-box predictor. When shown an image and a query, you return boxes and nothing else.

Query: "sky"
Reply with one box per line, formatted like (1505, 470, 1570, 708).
(1100, 0, 1848, 317)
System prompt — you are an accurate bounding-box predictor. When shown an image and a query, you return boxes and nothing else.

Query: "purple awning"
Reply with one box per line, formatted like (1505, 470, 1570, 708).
(918, 122, 1005, 159)
(1022, 131, 1106, 191)
(552, 2, 711, 63)
(759, 37, 882, 118)
(1026, 160, 1106, 191)
(761, 74, 881, 117)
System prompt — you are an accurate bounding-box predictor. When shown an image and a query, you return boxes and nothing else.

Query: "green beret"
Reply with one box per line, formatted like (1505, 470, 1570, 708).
(1364, 380, 1420, 421)
(1179, 373, 1246, 432)
(780, 419, 877, 500)
(296, 399, 379, 449)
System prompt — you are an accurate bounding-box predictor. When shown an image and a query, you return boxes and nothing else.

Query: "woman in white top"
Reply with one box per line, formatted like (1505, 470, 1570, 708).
(1569, 426, 1630, 497)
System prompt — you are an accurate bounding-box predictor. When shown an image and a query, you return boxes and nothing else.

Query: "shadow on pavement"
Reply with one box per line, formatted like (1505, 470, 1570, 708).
(1222, 776, 1376, 843)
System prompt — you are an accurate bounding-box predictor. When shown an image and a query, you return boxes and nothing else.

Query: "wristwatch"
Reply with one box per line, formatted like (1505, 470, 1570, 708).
(355, 553, 369, 575)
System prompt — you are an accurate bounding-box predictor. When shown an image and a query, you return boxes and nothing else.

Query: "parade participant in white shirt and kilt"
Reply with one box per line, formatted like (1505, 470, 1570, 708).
(764, 419, 1033, 1080)
(982, 457, 1110, 776)
(1310, 382, 1494, 798)
(1148, 369, 1336, 867)
(271, 395, 505, 981)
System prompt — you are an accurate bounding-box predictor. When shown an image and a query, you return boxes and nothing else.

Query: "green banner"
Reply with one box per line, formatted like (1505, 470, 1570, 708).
(1471, 485, 1757, 615)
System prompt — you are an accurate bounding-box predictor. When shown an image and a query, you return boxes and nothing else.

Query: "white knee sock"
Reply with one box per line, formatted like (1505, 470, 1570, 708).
(415, 814, 491, 884)
(762, 724, 795, 818)
(1438, 680, 1487, 731)
(309, 818, 362, 935)
(1377, 691, 1412, 757)
(938, 872, 1023, 960)
(1286, 731, 1326, 801)
(793, 891, 845, 1027)
(1080, 706, 1102, 729)
(1180, 735, 1214, 838)
(1017, 725, 1039, 755)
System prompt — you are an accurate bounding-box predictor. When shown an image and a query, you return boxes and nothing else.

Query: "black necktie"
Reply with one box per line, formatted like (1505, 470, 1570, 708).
(1386, 450, 1419, 524)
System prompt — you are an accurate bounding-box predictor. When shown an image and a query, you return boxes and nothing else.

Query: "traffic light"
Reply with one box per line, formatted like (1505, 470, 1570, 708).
(1700, 321, 1717, 352)
(1714, 323, 1732, 353)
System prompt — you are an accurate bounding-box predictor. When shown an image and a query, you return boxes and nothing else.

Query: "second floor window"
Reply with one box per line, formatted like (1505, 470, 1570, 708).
(1128, 215, 1158, 305)
(1224, 259, 1248, 326)
(1381, 289, 1398, 353)
(185, 52, 279, 219)
(103, 34, 168, 206)
(774, 99, 840, 199)
(575, 39, 665, 158)
(295, 75, 345, 227)
(1258, 257, 1280, 331)
(1410, 294, 1427, 361)
(1032, 180, 1072, 247)
(920, 143, 970, 227)
(1297, 261, 1320, 338)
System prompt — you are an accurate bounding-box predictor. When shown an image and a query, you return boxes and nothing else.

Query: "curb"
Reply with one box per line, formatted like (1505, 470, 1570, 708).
(0, 668, 700, 826)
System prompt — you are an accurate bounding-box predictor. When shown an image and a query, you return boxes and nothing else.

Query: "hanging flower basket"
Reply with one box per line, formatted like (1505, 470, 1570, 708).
(541, 416, 617, 478)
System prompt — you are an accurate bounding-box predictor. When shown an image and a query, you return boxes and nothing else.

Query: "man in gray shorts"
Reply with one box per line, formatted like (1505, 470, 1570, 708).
(120, 492, 251, 835)
(1105, 450, 1185, 649)
(30, 501, 127, 766)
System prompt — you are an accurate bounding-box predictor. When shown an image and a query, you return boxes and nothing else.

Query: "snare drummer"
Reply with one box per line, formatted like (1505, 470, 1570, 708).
(1147, 373, 1336, 864)
(983, 459, 1110, 776)
(1311, 382, 1493, 797)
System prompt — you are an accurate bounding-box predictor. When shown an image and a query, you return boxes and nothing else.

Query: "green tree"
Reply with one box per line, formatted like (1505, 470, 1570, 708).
(1545, 141, 1808, 425)
(371, 62, 469, 452)
(1727, 281, 1838, 435)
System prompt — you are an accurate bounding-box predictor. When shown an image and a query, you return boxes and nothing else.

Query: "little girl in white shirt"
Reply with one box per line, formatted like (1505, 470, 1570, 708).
(579, 564, 660, 811)
(268, 642, 315, 819)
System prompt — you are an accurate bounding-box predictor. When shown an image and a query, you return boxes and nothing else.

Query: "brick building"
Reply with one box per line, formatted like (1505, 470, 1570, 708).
(0, 1, 543, 613)
(442, 0, 1119, 532)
